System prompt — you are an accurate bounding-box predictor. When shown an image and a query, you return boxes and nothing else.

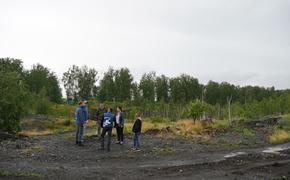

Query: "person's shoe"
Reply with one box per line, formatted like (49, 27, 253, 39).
(120, 141, 123, 145)
(76, 141, 79, 145)
(135, 149, 141, 152)
(131, 148, 136, 151)
(115, 141, 120, 144)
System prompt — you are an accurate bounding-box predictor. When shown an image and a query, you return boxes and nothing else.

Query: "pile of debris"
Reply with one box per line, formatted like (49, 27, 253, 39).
(145, 126, 173, 135)
(241, 116, 282, 128)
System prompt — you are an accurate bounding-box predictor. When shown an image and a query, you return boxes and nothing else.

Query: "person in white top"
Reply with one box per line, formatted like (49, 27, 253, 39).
(115, 106, 125, 145)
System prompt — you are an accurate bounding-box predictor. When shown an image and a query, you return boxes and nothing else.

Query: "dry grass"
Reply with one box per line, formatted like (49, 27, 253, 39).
(20, 118, 98, 137)
(174, 119, 204, 137)
(124, 120, 173, 134)
(269, 129, 290, 144)
(20, 118, 218, 139)
(20, 129, 54, 137)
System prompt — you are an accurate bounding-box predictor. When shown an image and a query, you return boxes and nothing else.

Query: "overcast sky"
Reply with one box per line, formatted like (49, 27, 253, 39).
(1, 0, 289, 89)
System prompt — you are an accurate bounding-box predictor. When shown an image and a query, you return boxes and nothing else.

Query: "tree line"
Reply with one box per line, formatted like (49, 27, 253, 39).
(62, 64, 287, 108)
(1, 57, 290, 132)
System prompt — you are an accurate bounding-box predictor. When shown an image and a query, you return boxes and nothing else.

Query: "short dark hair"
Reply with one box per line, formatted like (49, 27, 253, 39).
(78, 101, 83, 105)
(118, 106, 122, 112)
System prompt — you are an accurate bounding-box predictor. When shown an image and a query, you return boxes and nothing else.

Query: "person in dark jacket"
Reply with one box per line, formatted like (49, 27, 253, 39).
(75, 101, 88, 146)
(115, 106, 125, 145)
(99, 108, 115, 152)
(132, 112, 142, 151)
(95, 103, 106, 137)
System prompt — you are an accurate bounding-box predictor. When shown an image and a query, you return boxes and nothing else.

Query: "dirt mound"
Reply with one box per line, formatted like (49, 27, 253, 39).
(238, 116, 282, 128)
(145, 126, 173, 135)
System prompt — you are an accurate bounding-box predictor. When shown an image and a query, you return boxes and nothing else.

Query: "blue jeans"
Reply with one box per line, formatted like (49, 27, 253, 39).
(133, 132, 141, 149)
(76, 125, 84, 142)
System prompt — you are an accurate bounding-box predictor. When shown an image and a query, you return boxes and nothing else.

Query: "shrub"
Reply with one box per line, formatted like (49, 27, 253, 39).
(35, 88, 50, 115)
(0, 72, 28, 132)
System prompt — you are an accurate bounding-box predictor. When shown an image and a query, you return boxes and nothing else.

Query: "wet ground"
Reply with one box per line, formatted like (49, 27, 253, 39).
(0, 129, 290, 180)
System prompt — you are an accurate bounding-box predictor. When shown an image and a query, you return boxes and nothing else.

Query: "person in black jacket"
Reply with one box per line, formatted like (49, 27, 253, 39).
(132, 112, 142, 151)
(95, 103, 106, 137)
(115, 106, 125, 145)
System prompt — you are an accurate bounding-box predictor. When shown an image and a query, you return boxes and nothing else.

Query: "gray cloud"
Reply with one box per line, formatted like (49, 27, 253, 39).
(0, 0, 289, 89)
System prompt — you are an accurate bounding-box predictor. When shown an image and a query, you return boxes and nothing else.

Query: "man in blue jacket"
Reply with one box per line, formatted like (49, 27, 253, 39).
(75, 101, 88, 146)
(99, 108, 115, 152)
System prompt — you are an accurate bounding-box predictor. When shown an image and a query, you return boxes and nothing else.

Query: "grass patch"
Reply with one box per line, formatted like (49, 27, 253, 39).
(0, 169, 42, 177)
(20, 118, 98, 137)
(212, 119, 229, 129)
(152, 146, 175, 155)
(22, 145, 45, 156)
(269, 129, 290, 144)
(233, 127, 256, 137)
(279, 116, 290, 131)
(200, 138, 219, 145)
(242, 128, 256, 137)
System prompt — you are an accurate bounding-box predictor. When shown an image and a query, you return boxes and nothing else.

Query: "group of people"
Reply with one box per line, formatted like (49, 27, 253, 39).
(75, 101, 142, 152)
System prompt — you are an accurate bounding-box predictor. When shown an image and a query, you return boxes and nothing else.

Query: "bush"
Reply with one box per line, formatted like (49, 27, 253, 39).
(34, 88, 51, 115)
(186, 100, 204, 124)
(0, 72, 28, 132)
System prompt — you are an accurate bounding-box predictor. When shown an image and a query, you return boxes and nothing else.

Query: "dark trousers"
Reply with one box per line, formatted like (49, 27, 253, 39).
(96, 121, 102, 136)
(116, 126, 124, 142)
(100, 127, 112, 151)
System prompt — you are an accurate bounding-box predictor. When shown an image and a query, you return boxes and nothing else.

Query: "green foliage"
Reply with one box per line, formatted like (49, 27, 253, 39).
(278, 115, 290, 131)
(35, 88, 51, 115)
(213, 119, 229, 129)
(0, 58, 24, 75)
(139, 72, 156, 102)
(97, 67, 134, 102)
(242, 128, 255, 137)
(187, 100, 204, 123)
(77, 66, 98, 101)
(62, 65, 98, 102)
(97, 67, 115, 102)
(0, 71, 28, 132)
(156, 75, 169, 102)
(2, 57, 290, 131)
(0, 169, 42, 177)
(169, 74, 201, 103)
(114, 68, 134, 101)
(25, 64, 62, 103)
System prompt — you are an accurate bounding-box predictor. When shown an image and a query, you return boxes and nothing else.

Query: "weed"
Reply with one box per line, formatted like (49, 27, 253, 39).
(152, 146, 175, 155)
(0, 169, 42, 177)
(242, 128, 256, 137)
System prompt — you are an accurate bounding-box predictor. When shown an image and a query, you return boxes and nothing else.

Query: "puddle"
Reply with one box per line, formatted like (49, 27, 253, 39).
(262, 146, 290, 154)
(224, 152, 247, 158)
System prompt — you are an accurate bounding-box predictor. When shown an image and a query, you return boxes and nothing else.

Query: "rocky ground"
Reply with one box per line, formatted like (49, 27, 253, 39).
(0, 126, 290, 180)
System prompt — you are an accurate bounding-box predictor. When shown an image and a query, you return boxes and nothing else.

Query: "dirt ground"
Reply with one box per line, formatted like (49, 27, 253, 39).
(0, 128, 290, 180)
